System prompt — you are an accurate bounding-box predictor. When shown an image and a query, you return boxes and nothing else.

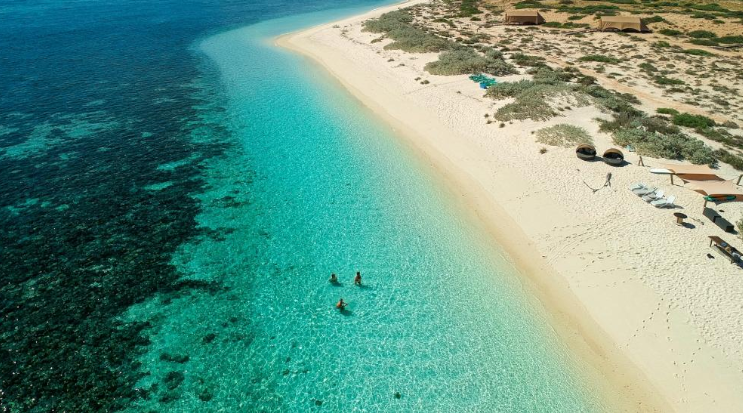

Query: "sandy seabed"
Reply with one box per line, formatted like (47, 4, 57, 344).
(278, 2, 743, 411)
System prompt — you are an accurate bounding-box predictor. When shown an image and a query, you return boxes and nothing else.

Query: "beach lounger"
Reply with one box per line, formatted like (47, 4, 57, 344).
(629, 183, 646, 191)
(642, 189, 664, 202)
(651, 195, 675, 208)
(709, 236, 742, 264)
(633, 186, 657, 196)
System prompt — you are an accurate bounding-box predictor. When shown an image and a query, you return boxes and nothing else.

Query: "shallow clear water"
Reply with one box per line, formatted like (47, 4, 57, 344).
(1, 0, 612, 411)
(125, 12, 610, 412)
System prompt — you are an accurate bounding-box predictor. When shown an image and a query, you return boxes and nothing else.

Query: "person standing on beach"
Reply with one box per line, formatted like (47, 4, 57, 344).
(354, 271, 362, 286)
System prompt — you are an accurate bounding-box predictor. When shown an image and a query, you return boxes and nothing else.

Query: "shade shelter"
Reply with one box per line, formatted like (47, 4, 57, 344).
(684, 179, 743, 207)
(599, 16, 649, 32)
(505, 10, 545, 25)
(661, 163, 721, 185)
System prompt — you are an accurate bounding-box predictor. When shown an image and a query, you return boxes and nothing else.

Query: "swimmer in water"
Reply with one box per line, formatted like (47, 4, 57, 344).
(354, 271, 362, 286)
(336, 298, 346, 310)
(329, 273, 338, 284)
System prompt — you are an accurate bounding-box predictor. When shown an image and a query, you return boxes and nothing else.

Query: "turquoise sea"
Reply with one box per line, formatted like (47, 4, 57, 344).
(1, 0, 613, 411)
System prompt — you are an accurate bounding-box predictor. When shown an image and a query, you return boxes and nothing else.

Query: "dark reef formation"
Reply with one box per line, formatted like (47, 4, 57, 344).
(0, 34, 233, 409)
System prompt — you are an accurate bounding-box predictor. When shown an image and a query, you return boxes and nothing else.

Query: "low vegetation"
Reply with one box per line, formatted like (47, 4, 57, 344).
(513, 0, 743, 22)
(612, 128, 715, 164)
(579, 54, 620, 64)
(459, 0, 482, 17)
(688, 30, 717, 39)
(510, 53, 546, 67)
(362, 3, 743, 170)
(536, 124, 592, 147)
(672, 113, 716, 129)
(486, 66, 592, 122)
(656, 107, 679, 115)
(425, 48, 517, 76)
(653, 75, 685, 86)
(363, 10, 453, 53)
(542, 21, 590, 29)
(659, 28, 682, 36)
(679, 48, 714, 57)
(596, 101, 716, 164)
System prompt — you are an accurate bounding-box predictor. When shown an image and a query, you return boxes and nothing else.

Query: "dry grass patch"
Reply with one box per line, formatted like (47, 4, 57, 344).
(535, 124, 593, 147)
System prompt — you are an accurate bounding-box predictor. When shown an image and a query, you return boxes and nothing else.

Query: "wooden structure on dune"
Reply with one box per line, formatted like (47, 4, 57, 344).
(504, 10, 545, 25)
(599, 16, 649, 32)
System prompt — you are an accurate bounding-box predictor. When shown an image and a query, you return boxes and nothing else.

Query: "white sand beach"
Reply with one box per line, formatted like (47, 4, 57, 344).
(278, 2, 743, 411)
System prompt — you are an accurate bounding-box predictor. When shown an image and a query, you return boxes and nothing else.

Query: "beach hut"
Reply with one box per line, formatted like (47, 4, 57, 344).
(602, 148, 624, 165)
(505, 10, 545, 25)
(598, 16, 649, 33)
(575, 144, 596, 160)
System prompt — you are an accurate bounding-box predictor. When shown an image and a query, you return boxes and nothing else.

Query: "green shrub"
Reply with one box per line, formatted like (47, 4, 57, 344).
(659, 29, 682, 36)
(598, 111, 641, 133)
(680, 48, 714, 56)
(638, 62, 657, 72)
(486, 80, 536, 99)
(579, 54, 620, 64)
(657, 107, 679, 115)
(613, 129, 715, 164)
(558, 4, 619, 15)
(514, 0, 551, 9)
(363, 10, 454, 53)
(719, 35, 743, 44)
(641, 116, 680, 135)
(425, 48, 517, 76)
(363, 10, 413, 32)
(690, 3, 728, 12)
(691, 12, 717, 20)
(714, 148, 743, 171)
(689, 39, 718, 46)
(493, 84, 586, 121)
(535, 124, 593, 147)
(648, 1, 680, 7)
(487, 75, 589, 122)
(542, 21, 590, 29)
(688, 30, 718, 38)
(510, 53, 546, 67)
(583, 85, 642, 115)
(696, 127, 730, 142)
(672, 113, 716, 128)
(652, 41, 671, 48)
(530, 66, 579, 84)
(642, 16, 666, 24)
(653, 75, 684, 85)
(460, 0, 482, 17)
(433, 18, 456, 28)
